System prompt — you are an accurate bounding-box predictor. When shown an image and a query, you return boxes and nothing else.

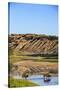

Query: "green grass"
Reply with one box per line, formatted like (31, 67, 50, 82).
(8, 77, 38, 87)
(9, 54, 58, 63)
(9, 49, 58, 63)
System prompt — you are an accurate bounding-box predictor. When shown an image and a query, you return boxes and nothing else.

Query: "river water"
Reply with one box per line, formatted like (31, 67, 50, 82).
(12, 74, 58, 86)
(27, 75, 58, 86)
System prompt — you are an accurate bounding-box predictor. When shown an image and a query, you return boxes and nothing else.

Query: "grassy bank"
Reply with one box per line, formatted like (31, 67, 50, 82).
(9, 55, 58, 63)
(9, 49, 58, 63)
(8, 77, 38, 87)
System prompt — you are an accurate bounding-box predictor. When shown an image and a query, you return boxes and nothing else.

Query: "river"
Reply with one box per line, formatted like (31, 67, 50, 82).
(12, 74, 58, 86)
(27, 75, 58, 86)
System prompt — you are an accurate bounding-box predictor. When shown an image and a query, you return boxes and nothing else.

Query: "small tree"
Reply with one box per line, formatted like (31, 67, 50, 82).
(22, 70, 29, 79)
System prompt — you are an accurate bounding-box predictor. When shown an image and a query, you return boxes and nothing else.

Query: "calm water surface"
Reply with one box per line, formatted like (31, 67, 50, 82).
(27, 75, 58, 86)
(12, 74, 58, 86)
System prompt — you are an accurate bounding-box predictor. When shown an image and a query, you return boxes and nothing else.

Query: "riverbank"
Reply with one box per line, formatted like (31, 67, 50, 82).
(9, 50, 58, 87)
(8, 77, 38, 88)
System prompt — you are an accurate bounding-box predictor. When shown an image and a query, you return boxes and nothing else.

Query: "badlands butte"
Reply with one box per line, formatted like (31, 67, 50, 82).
(9, 34, 58, 76)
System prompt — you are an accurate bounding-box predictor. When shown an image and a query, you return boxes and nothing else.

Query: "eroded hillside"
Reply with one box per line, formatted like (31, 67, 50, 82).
(8, 34, 58, 55)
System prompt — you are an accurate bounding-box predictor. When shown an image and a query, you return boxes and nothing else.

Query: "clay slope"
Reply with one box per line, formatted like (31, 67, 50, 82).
(12, 61, 58, 75)
(8, 34, 58, 55)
